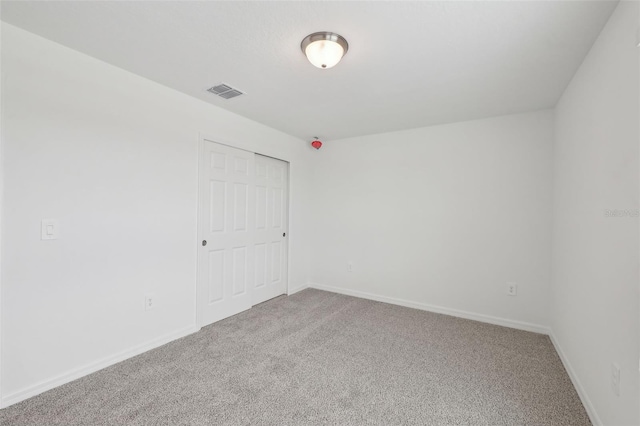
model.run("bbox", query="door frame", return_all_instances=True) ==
[195,135,291,327]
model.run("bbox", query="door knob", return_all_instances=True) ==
[202,240,207,246]
[283,233,286,237]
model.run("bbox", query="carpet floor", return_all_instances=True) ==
[0,289,590,425]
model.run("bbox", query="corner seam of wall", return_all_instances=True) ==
[549,330,603,426]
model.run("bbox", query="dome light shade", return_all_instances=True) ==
[301,32,348,69]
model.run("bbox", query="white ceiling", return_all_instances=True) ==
[1,1,618,141]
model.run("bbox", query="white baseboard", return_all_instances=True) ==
[548,331,602,426]
[287,282,309,296]
[308,283,550,335]
[1,324,200,409]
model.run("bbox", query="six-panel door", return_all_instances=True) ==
[197,141,255,327]
[253,154,289,305]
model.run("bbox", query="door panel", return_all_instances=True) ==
[256,185,267,230]
[198,141,254,327]
[255,243,267,288]
[253,155,288,305]
[207,250,225,304]
[209,181,225,232]
[233,183,248,230]
[271,241,282,282]
[232,247,247,296]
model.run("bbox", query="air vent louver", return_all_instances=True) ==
[218,89,243,99]
[207,83,244,100]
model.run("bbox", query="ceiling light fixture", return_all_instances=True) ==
[301,32,348,69]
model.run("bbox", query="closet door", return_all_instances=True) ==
[253,155,288,305]
[197,140,254,326]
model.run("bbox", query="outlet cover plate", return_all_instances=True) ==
[144,293,156,311]
[611,363,620,396]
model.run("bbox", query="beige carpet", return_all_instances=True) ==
[0,289,590,425]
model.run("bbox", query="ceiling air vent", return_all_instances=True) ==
[207,83,244,100]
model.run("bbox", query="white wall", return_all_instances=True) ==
[310,110,554,331]
[0,23,313,406]
[551,1,640,425]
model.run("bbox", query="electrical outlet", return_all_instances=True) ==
[611,363,620,396]
[347,261,353,272]
[506,282,517,296]
[144,293,155,311]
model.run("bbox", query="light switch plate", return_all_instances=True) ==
[41,219,59,240]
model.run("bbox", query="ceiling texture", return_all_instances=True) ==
[1,1,618,141]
